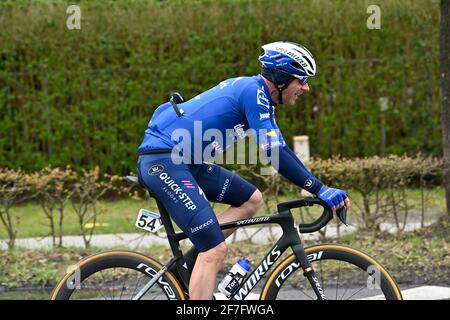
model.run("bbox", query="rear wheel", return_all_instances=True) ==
[51,250,186,300]
[261,244,402,300]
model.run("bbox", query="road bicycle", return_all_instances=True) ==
[51,176,403,300]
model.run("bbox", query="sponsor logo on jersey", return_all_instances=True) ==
[218,80,228,89]
[211,140,223,153]
[158,172,197,210]
[266,131,277,137]
[181,180,195,189]
[304,178,315,190]
[259,113,270,120]
[217,178,230,202]
[190,218,214,234]
[234,123,246,140]
[148,165,164,176]
[257,88,270,108]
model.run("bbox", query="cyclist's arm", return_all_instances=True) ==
[269,145,323,194]
[240,85,323,194]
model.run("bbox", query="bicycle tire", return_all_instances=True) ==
[260,244,402,300]
[51,250,186,300]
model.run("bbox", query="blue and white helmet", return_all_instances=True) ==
[259,41,316,84]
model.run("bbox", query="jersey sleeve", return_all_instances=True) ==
[239,83,323,194]
[239,84,286,152]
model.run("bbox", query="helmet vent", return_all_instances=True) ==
[302,55,313,69]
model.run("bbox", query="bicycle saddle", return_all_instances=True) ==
[126,176,143,188]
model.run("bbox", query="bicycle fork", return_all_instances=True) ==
[132,265,169,300]
[292,243,327,300]
[132,257,183,300]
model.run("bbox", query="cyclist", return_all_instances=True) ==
[137,41,350,300]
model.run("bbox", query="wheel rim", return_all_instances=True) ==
[67,266,171,300]
[273,258,390,300]
[262,245,402,300]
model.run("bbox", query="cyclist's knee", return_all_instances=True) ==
[200,242,228,264]
[246,189,264,214]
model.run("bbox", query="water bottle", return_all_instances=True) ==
[218,259,251,297]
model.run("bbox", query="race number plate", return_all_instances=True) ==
[135,209,163,233]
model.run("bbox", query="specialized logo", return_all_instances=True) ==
[312,275,326,299]
[236,216,270,226]
[148,165,164,176]
[257,88,270,108]
[260,142,270,150]
[190,218,214,234]
[274,46,309,69]
[234,246,282,300]
[304,178,314,190]
[259,113,270,120]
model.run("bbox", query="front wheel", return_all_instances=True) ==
[51,250,186,300]
[260,244,402,300]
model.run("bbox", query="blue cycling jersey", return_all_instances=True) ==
[138,74,323,195]
[137,75,286,159]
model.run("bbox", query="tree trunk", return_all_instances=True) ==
[441,0,450,215]
[58,206,64,247]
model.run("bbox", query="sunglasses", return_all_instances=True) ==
[296,76,309,85]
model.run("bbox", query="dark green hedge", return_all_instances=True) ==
[0,0,441,174]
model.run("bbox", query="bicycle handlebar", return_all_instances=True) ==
[277,197,347,233]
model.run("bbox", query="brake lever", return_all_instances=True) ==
[336,206,348,226]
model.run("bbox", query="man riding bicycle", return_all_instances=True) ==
[136,41,351,300]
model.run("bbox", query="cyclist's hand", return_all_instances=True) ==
[317,185,350,212]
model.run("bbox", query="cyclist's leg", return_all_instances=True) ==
[192,162,264,237]
[138,154,227,299]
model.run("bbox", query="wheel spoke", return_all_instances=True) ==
[319,260,324,292]
[273,249,399,300]
[118,268,129,300]
[344,285,367,300]
[99,270,111,299]
[335,261,341,300]
[111,268,116,300]
[131,274,144,298]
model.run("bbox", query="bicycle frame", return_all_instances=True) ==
[131,198,332,300]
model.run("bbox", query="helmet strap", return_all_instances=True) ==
[263,68,295,105]
[277,85,285,104]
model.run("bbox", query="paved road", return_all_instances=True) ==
[212,286,450,300]
[0,220,436,250]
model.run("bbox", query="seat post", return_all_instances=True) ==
[154,197,193,291]
[154,197,183,257]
